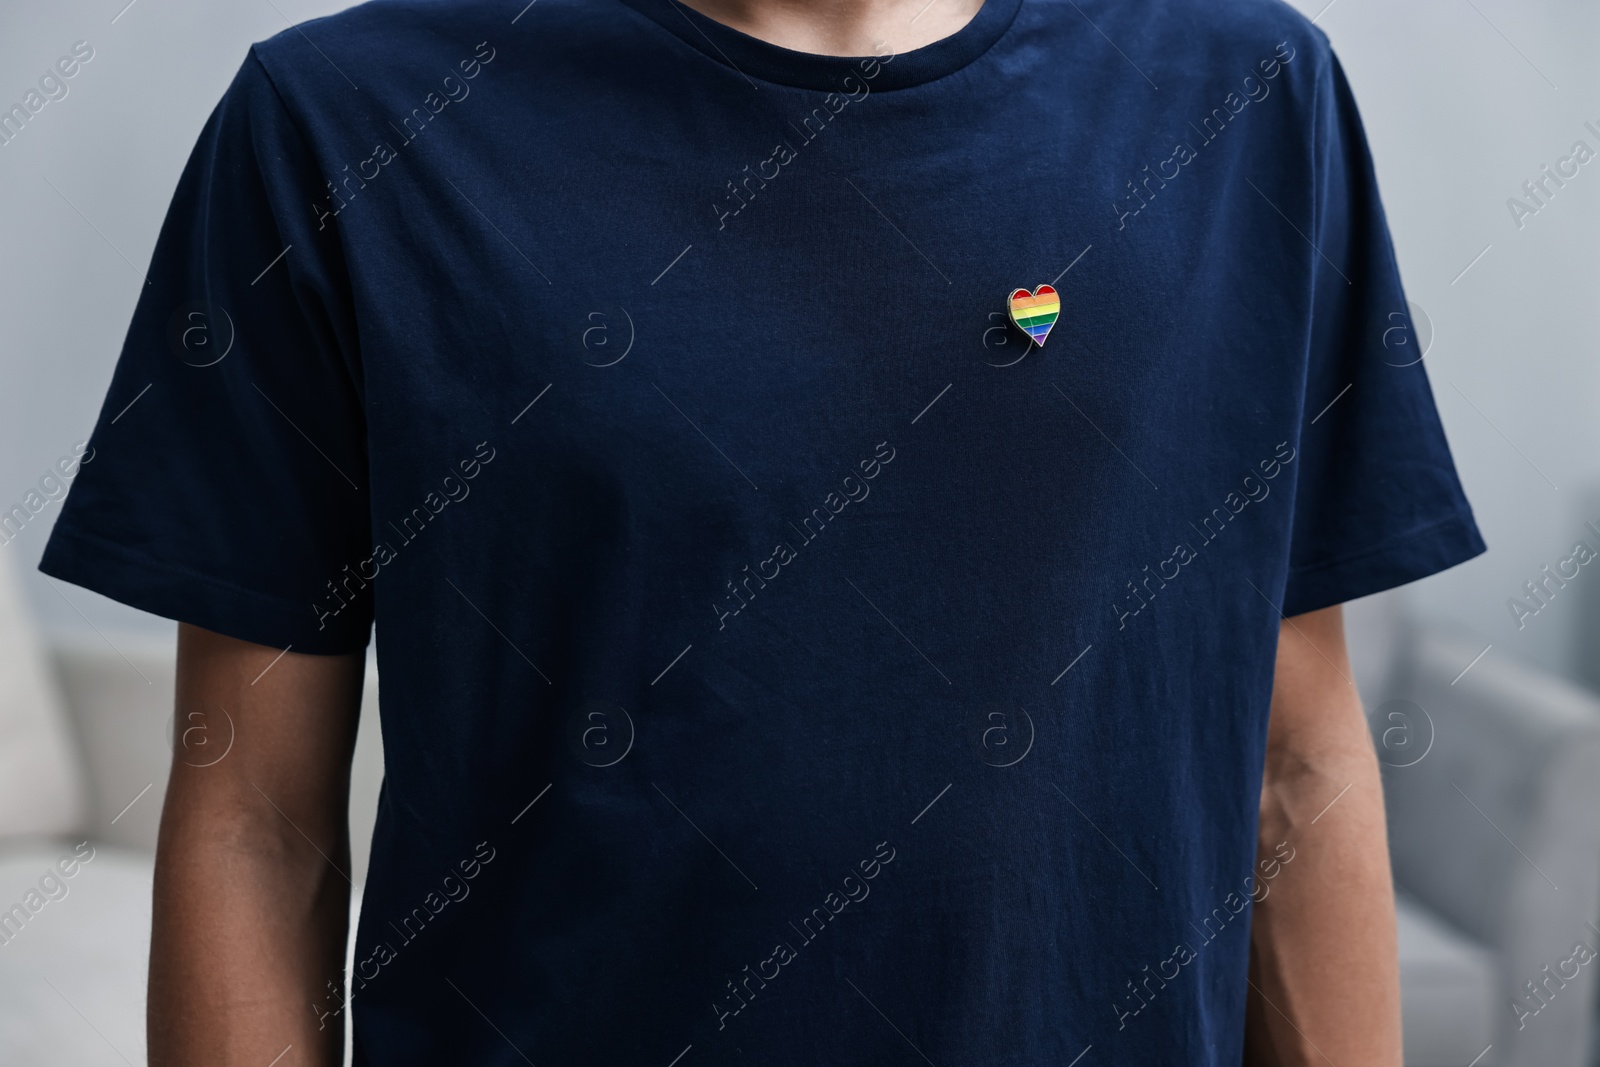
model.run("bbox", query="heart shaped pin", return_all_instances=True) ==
[1008,285,1060,347]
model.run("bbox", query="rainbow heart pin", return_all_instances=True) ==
[1007,285,1060,347]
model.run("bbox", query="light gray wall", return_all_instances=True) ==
[1281,0,1600,680]
[3,0,1598,685]
[0,0,352,643]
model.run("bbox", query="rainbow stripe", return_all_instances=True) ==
[1008,285,1060,346]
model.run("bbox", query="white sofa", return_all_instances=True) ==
[0,555,384,1066]
[3,554,1600,1065]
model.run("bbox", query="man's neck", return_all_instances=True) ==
[672,0,986,57]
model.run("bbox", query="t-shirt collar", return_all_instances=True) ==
[614,0,1024,91]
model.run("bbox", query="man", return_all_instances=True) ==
[41,0,1482,1063]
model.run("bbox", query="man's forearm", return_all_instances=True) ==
[149,625,364,1067]
[1245,611,1402,1066]
[148,798,350,1065]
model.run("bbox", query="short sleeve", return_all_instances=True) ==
[1279,49,1485,618]
[39,49,373,654]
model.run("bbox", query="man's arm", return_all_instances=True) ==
[148,622,365,1066]
[1244,604,1402,1066]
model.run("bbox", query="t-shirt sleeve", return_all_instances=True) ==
[39,48,373,654]
[1279,48,1485,618]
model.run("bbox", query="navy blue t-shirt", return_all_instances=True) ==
[42,0,1484,1062]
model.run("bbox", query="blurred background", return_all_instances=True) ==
[1,0,1598,1064]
